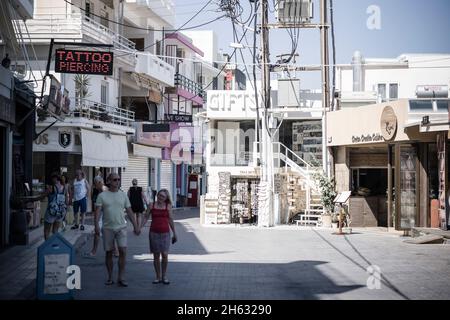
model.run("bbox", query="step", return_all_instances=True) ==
[306,209,323,213]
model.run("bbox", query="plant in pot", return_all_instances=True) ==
[313,170,337,228]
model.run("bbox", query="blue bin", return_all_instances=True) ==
[36,233,75,300]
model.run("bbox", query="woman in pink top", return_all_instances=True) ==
[141,189,177,285]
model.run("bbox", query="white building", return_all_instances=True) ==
[0,0,178,211]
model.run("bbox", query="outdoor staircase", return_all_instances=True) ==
[272,143,324,227]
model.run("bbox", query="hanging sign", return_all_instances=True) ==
[165,114,193,123]
[55,49,114,75]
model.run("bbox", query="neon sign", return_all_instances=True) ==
[55,49,113,75]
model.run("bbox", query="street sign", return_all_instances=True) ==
[165,114,193,123]
[55,49,114,75]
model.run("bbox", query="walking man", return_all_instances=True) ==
[94,173,140,287]
[72,169,90,231]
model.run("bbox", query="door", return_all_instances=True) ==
[187,174,198,207]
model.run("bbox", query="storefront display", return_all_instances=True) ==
[399,145,418,229]
[231,178,259,224]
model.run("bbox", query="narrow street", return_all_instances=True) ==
[74,208,450,300]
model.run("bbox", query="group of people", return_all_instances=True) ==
[43,170,177,287]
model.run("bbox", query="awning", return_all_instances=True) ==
[132,143,162,159]
[81,129,128,167]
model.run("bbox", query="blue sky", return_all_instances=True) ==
[174,0,450,87]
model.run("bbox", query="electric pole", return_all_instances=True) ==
[320,0,330,176]
[258,0,274,227]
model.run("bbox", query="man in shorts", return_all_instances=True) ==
[94,173,140,287]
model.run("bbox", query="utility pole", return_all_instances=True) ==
[320,0,330,176]
[258,0,274,227]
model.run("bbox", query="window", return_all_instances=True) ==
[377,84,386,102]
[101,81,109,105]
[130,38,145,51]
[389,83,398,100]
[409,100,433,111]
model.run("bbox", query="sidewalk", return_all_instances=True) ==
[0,225,92,300]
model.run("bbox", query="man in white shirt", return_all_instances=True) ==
[72,169,90,231]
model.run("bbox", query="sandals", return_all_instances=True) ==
[105,279,114,285]
[162,278,170,285]
[152,279,162,284]
[118,280,128,287]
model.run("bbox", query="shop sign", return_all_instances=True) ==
[34,128,81,153]
[207,91,261,119]
[351,133,384,144]
[55,49,113,76]
[380,106,397,141]
[165,114,193,123]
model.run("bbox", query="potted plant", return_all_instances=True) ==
[74,74,91,110]
[313,170,337,228]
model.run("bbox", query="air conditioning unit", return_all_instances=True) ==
[276,0,313,24]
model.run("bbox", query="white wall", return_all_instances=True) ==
[338,54,450,99]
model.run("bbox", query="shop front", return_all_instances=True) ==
[328,99,450,231]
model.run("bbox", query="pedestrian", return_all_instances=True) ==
[60,174,72,231]
[141,189,177,285]
[43,172,69,240]
[127,179,147,229]
[71,169,90,231]
[94,173,140,287]
[87,176,119,257]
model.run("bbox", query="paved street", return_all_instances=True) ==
[74,208,450,300]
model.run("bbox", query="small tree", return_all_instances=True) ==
[74,74,91,103]
[313,170,337,214]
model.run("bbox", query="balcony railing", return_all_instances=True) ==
[174,73,205,100]
[70,97,135,127]
[16,13,136,65]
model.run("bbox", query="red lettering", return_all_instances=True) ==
[76,62,84,72]
[66,51,74,62]
[84,63,90,72]
[58,61,66,70]
[69,62,77,72]
[57,50,66,61]
[92,53,101,63]
[102,65,109,74]
[75,51,82,61]
[102,53,112,63]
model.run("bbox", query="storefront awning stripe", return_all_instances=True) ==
[132,143,162,159]
[81,129,128,168]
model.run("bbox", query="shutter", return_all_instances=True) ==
[121,155,149,194]
[160,160,173,195]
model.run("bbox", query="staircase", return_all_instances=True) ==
[272,143,324,227]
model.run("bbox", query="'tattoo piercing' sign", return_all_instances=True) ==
[55,49,114,76]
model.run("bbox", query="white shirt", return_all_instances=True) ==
[73,178,88,201]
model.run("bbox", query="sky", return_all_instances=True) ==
[173,0,450,88]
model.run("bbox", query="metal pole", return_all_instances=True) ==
[320,0,330,176]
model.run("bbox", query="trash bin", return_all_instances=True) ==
[36,233,75,300]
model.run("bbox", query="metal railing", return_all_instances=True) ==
[17,13,136,64]
[70,97,135,126]
[174,73,205,99]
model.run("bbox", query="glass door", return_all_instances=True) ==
[396,145,419,230]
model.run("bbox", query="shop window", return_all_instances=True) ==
[351,168,387,196]
[377,84,386,102]
[436,100,449,111]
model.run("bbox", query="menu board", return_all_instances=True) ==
[44,254,70,294]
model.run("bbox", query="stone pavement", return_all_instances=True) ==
[74,208,450,300]
[0,225,92,300]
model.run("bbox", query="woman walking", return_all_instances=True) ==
[127,179,147,228]
[141,189,177,285]
[43,173,69,240]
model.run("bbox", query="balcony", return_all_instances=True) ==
[170,73,205,106]
[70,97,135,127]
[16,13,137,66]
[135,52,175,87]
[124,0,175,27]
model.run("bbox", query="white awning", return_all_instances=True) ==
[81,129,128,167]
[132,143,162,159]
